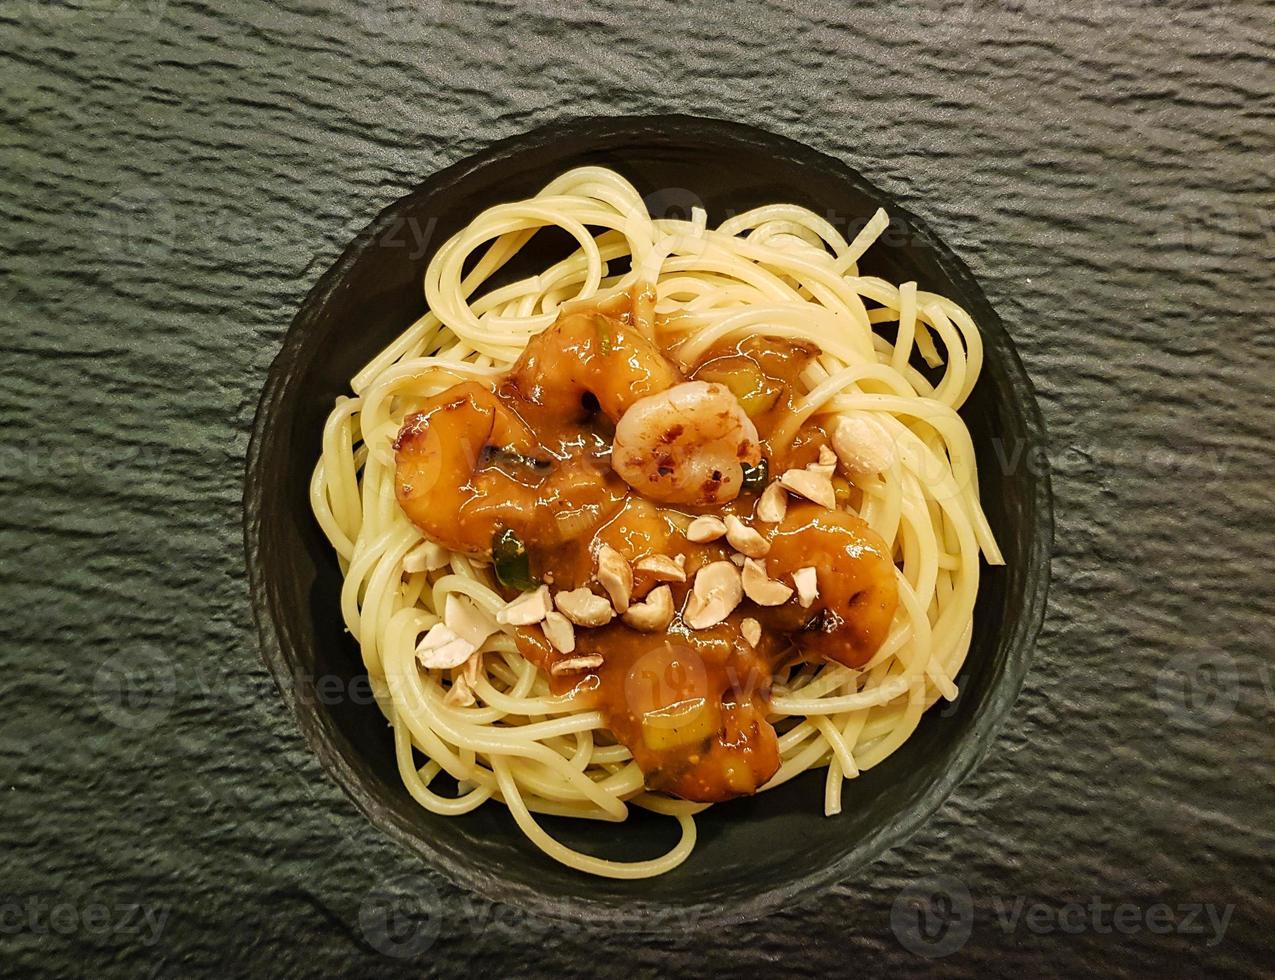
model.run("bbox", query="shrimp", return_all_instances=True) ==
[611,381,763,506]
[759,503,899,668]
[505,307,681,426]
[394,381,626,556]
[516,310,764,506]
[394,295,682,559]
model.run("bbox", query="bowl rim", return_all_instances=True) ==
[243,112,1054,927]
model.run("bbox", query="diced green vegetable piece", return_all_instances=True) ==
[593,315,613,355]
[492,528,536,591]
[695,360,780,418]
[741,458,768,492]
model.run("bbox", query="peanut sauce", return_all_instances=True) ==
[394,292,898,802]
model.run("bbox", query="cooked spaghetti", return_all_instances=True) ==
[311,167,1002,878]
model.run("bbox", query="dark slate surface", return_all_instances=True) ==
[2,0,1272,975]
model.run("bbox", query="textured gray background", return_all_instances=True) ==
[2,0,1273,975]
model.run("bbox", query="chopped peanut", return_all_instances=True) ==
[551,654,604,676]
[830,413,897,476]
[622,585,675,632]
[724,515,770,558]
[443,594,498,649]
[554,588,615,627]
[496,585,551,626]
[403,539,449,574]
[684,561,743,629]
[792,567,819,607]
[741,558,793,606]
[443,674,475,707]
[635,554,688,582]
[780,468,836,509]
[756,482,788,523]
[415,623,476,669]
[686,515,727,542]
[597,544,633,612]
[542,611,576,653]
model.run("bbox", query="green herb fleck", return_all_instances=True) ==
[492,528,536,592]
[593,315,613,355]
[741,458,769,493]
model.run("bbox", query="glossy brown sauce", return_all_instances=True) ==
[395,291,899,802]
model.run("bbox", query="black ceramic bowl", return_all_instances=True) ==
[244,115,1052,926]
